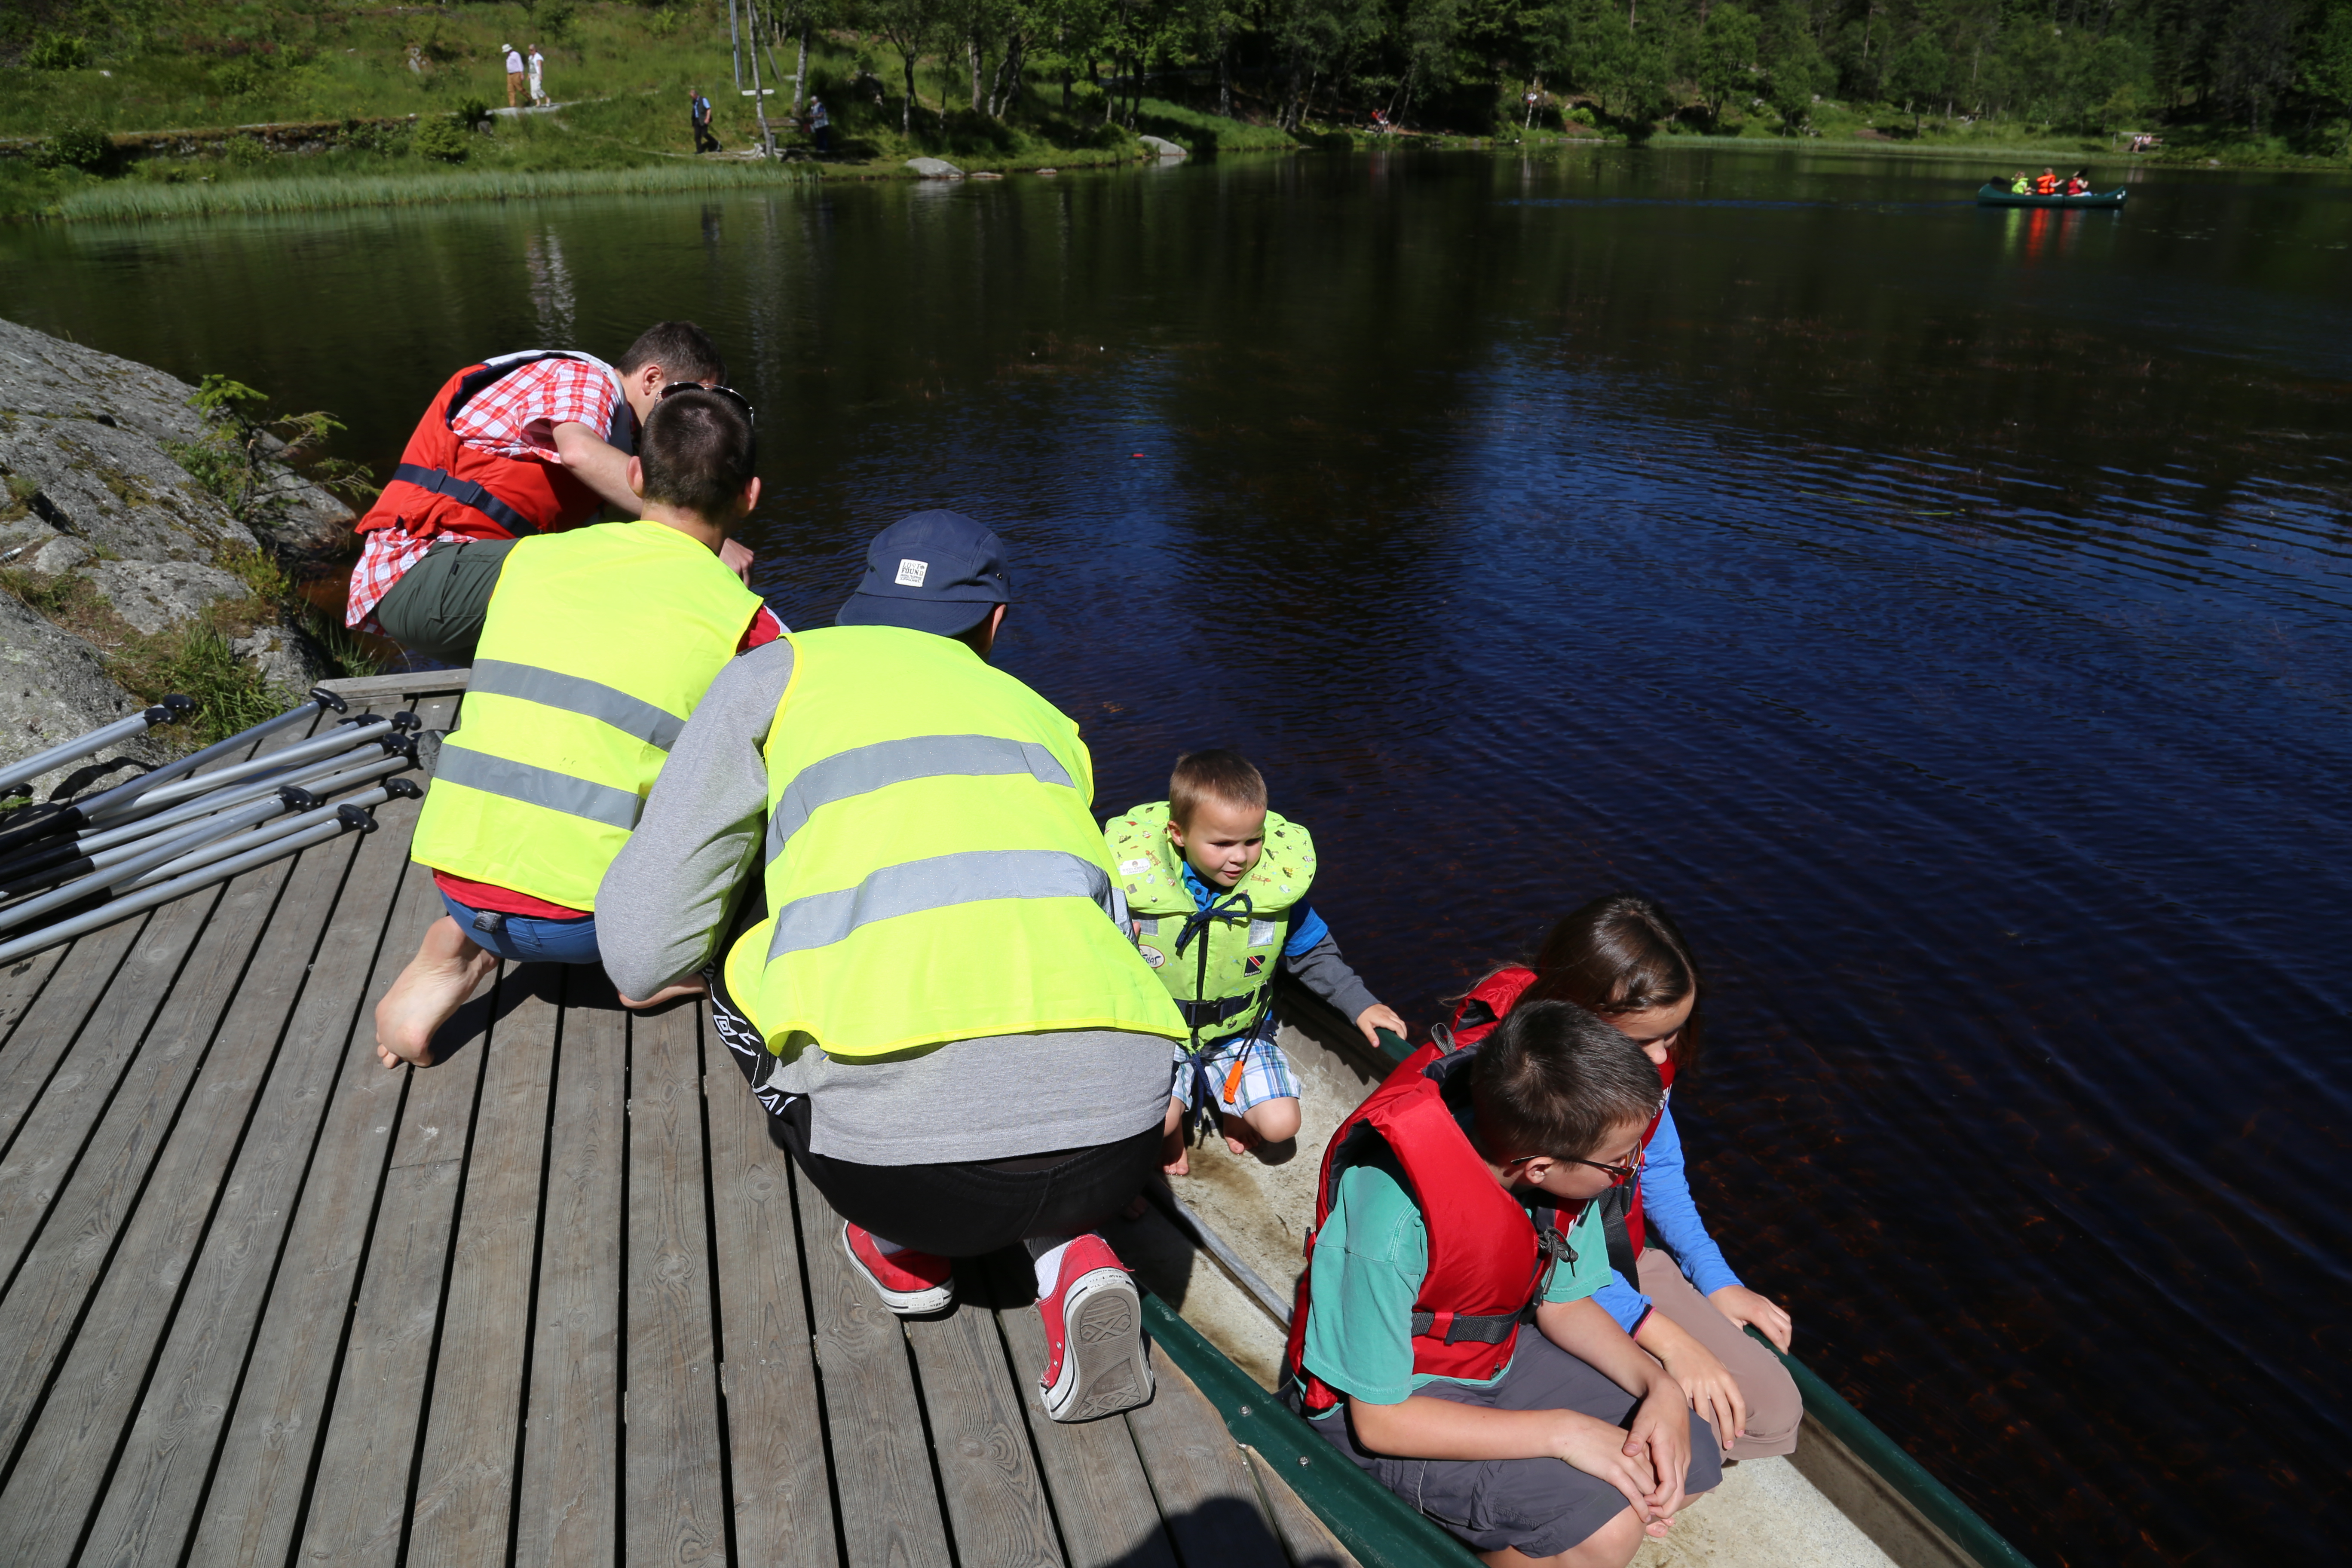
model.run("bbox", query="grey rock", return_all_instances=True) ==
[905,156,965,179]
[0,315,214,445]
[232,621,334,694]
[25,535,91,576]
[89,559,252,637]
[1137,134,1188,156]
[0,590,164,802]
[0,415,256,564]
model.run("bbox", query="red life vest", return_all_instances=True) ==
[355,352,622,545]
[2035,173,2058,195]
[1449,966,1673,1254]
[1280,1040,1571,1414]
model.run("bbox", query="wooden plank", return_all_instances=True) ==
[1122,1353,1286,1568]
[0,884,225,1291]
[1240,1447,1359,1568]
[180,702,463,1568]
[319,668,472,703]
[906,1292,1065,1568]
[78,770,424,1568]
[795,1179,954,1568]
[704,1026,834,1568]
[0,830,356,1562]
[404,963,564,1568]
[290,950,495,1568]
[513,971,625,1568]
[0,945,67,1058]
[994,1265,1178,1568]
[622,1001,727,1566]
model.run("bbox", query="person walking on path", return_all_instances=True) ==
[527,44,547,108]
[690,88,719,153]
[376,386,784,1069]
[807,95,830,154]
[502,42,526,107]
[598,511,1188,1422]
[345,322,755,661]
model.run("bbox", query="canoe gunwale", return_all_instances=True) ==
[1973,182,2128,208]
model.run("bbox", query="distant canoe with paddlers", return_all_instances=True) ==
[1977,182,2129,208]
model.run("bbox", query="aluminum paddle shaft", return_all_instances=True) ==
[0,805,383,968]
[0,696,194,797]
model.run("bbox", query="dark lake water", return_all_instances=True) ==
[3,145,2347,1567]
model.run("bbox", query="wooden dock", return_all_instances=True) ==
[0,674,1352,1568]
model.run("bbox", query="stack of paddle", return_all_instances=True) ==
[0,687,425,964]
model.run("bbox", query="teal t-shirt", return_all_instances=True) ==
[1300,1148,1612,1409]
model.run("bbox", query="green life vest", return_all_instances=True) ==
[722,625,1185,1060]
[1103,800,1317,1053]
[411,520,761,909]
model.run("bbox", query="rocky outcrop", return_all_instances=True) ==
[1137,135,1188,156]
[0,315,355,799]
[905,157,965,179]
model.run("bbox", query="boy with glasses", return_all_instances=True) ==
[1281,1000,1720,1568]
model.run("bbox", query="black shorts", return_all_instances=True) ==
[708,968,1160,1257]
[1312,1332,1724,1557]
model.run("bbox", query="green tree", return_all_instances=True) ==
[1884,31,1948,131]
[2304,0,2352,125]
[1692,3,1762,123]
[1758,1,1828,131]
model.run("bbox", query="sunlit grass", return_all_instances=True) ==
[56,158,810,220]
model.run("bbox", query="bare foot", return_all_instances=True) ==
[1160,1123,1189,1177]
[375,916,497,1069]
[619,974,709,1010]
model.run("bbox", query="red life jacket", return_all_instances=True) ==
[1280,1040,1571,1414]
[1449,966,1673,1254]
[2035,173,2058,195]
[354,352,622,545]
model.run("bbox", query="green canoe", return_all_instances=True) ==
[1977,181,2128,208]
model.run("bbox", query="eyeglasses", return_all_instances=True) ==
[1570,1147,1646,1186]
[657,380,756,422]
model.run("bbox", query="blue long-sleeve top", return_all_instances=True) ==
[1173,862,1378,1020]
[1592,1096,1745,1334]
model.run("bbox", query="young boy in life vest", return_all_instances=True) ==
[374,386,783,1069]
[1283,1000,1721,1568]
[1106,750,1406,1173]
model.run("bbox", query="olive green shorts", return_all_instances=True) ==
[372,536,518,664]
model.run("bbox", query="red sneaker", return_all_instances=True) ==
[840,1222,954,1315]
[1036,1234,1151,1422]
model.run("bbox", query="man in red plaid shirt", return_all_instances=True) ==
[349,321,755,659]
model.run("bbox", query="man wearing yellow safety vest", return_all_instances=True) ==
[375,386,783,1069]
[598,512,1188,1423]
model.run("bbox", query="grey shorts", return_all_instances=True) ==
[372,536,517,662]
[1311,1331,1723,1557]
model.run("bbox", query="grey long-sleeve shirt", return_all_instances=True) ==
[597,639,1170,1164]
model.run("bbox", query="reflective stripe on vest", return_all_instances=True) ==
[723,625,1185,1060]
[764,733,1075,864]
[410,521,762,909]
[1106,800,1316,1050]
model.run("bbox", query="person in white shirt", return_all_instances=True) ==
[527,45,547,107]
[502,43,525,107]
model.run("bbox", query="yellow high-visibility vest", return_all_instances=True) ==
[723,624,1185,1059]
[412,520,763,909]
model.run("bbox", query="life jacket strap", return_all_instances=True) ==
[1175,990,1262,1030]
[392,463,534,537]
[1409,1308,1522,1345]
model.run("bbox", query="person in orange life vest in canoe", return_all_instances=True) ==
[2034,168,2059,196]
[1449,894,1800,1462]
[346,321,754,662]
[373,386,784,1070]
[1284,1000,1720,1567]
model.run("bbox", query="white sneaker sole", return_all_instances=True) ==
[839,1225,954,1316]
[1040,1268,1152,1422]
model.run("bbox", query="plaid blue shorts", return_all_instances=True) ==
[1169,1014,1301,1116]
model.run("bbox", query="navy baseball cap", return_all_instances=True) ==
[836,511,1012,637]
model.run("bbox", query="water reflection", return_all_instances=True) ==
[2,147,2347,1567]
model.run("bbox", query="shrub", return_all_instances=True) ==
[452,97,493,131]
[32,121,113,173]
[223,134,271,166]
[413,116,472,162]
[24,33,92,71]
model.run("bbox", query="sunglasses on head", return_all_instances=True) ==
[657,380,756,422]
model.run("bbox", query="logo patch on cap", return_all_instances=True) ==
[894,558,929,587]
